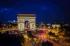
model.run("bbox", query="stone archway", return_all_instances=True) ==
[17,14,36,31]
[24,20,30,29]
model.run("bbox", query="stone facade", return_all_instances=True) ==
[17,14,36,31]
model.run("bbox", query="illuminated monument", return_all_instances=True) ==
[17,14,36,31]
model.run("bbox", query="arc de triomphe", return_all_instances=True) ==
[17,14,36,31]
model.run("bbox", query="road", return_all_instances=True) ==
[21,34,62,46]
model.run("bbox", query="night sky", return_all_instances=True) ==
[0,0,69,24]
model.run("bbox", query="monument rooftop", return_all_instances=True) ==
[17,14,36,17]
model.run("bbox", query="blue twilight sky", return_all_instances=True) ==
[0,0,69,24]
